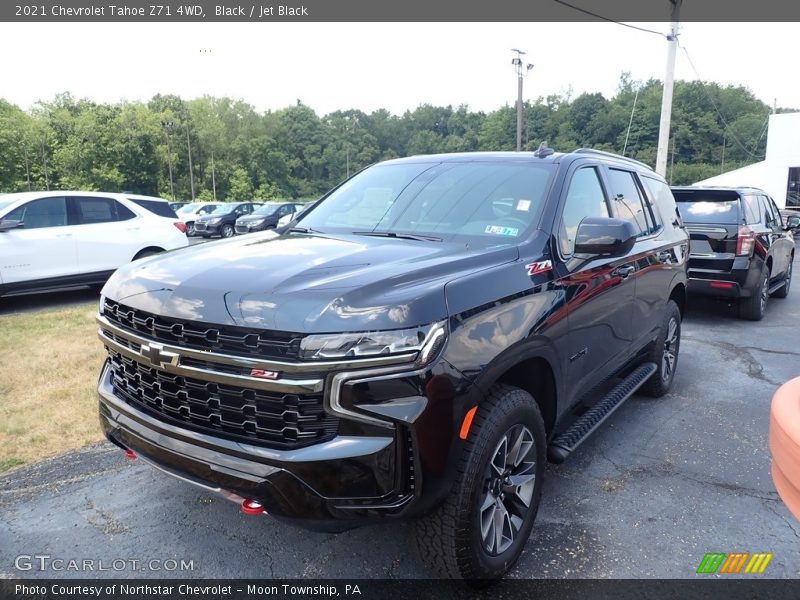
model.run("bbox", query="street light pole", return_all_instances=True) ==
[186,120,195,201]
[161,120,175,200]
[511,49,534,152]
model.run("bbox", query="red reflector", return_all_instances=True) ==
[124,449,137,461]
[174,221,187,234]
[710,281,734,289]
[241,498,265,515]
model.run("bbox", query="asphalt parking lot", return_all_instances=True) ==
[1,257,799,579]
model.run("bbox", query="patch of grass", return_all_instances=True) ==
[0,303,106,471]
[0,457,25,472]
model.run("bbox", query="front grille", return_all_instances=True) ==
[194,222,207,231]
[102,299,302,360]
[108,351,337,449]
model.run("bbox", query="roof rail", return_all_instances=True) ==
[573,148,653,172]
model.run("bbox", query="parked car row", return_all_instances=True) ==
[174,201,307,238]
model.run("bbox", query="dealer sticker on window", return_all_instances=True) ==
[485,225,519,236]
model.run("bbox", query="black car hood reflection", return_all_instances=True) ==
[103,232,519,333]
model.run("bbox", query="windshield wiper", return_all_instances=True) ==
[288,226,324,234]
[353,231,442,242]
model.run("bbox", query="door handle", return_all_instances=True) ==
[657,251,672,262]
[613,265,635,279]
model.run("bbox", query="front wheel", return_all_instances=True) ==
[220,224,235,238]
[186,222,196,236]
[414,384,546,580]
[640,299,681,397]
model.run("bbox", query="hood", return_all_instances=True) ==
[102,232,518,333]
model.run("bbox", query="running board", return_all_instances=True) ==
[547,362,657,464]
[768,280,787,294]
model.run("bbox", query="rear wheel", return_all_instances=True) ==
[640,299,681,397]
[772,259,792,299]
[740,267,770,321]
[414,384,546,580]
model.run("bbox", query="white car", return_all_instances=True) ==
[0,191,188,297]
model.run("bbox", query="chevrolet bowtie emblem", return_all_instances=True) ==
[140,342,180,368]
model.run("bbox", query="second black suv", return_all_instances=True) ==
[96,149,687,579]
[234,202,302,234]
[194,202,261,238]
[673,186,794,320]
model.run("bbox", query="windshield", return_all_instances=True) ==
[209,203,239,215]
[297,161,554,243]
[176,203,201,214]
[0,199,18,214]
[252,202,281,215]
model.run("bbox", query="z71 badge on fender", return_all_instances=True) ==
[526,260,552,276]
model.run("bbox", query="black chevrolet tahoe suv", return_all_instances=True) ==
[96,148,688,579]
[672,186,794,321]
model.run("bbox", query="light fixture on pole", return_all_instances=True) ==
[511,49,534,152]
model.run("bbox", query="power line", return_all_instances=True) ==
[551,0,666,37]
[680,44,767,161]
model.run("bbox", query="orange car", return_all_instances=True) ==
[770,378,800,520]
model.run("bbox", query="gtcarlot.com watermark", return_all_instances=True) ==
[14,554,195,572]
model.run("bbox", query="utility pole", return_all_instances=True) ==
[161,120,175,200]
[211,150,217,201]
[511,49,534,152]
[186,120,195,201]
[655,1,682,177]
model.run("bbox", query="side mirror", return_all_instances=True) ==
[574,217,638,258]
[0,219,23,232]
[786,215,800,229]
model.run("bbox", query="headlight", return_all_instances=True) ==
[299,320,447,364]
[250,219,265,226]
[207,218,221,224]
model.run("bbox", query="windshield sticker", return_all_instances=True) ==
[485,225,519,236]
[516,199,532,212]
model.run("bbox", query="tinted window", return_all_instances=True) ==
[210,204,237,215]
[128,198,178,218]
[253,202,281,215]
[763,195,781,226]
[673,190,742,224]
[300,161,555,244]
[73,196,135,224]
[742,195,761,225]
[5,197,67,229]
[559,167,609,255]
[640,176,672,227]
[607,168,652,235]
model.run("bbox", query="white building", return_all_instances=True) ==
[694,111,800,208]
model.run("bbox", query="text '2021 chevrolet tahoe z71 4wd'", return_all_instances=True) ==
[96,148,688,580]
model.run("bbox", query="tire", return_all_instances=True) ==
[740,267,770,321]
[640,299,681,398]
[414,384,546,580]
[771,259,792,299]
[220,224,235,238]
[186,222,196,237]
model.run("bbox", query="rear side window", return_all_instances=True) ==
[607,168,656,235]
[640,176,674,227]
[5,197,67,229]
[128,198,178,218]
[72,196,136,224]
[673,190,742,224]
[741,195,761,225]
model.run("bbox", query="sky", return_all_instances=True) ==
[0,22,797,115]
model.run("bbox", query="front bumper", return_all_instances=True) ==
[195,222,222,236]
[96,323,476,525]
[235,222,267,234]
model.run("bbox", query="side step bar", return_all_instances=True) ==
[548,362,657,464]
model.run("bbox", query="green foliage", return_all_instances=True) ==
[0,75,790,197]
